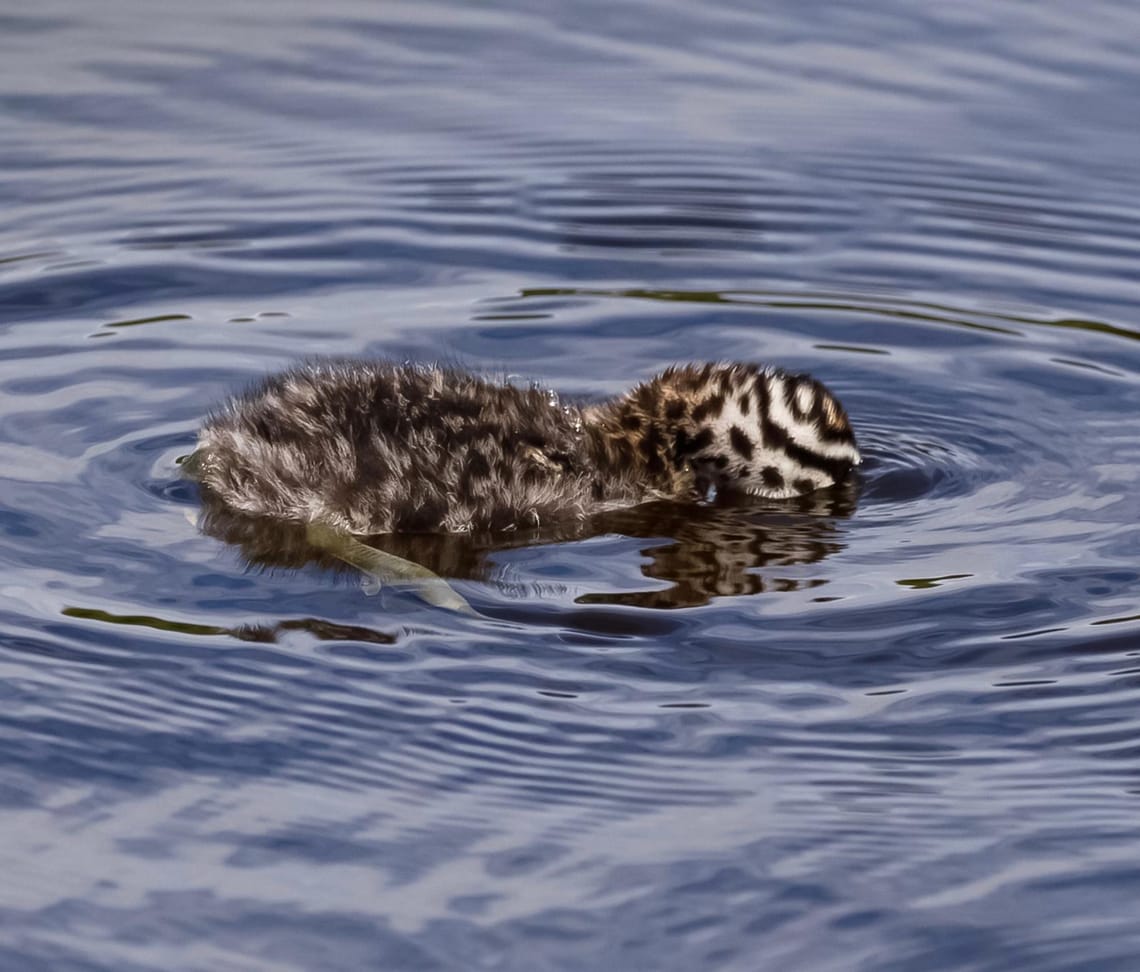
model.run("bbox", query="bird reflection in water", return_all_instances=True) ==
[195,479,857,611]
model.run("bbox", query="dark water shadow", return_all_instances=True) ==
[517,285,1140,343]
[60,605,397,646]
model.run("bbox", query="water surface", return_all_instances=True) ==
[3,1,1140,969]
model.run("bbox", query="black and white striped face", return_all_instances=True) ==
[679,365,861,499]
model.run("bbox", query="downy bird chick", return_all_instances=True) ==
[190,360,860,536]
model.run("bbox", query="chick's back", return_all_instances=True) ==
[193,361,593,534]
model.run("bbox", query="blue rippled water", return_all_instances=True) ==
[3,1,1140,969]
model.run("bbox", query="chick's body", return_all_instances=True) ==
[196,362,626,534]
[192,360,859,535]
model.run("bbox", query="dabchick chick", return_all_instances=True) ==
[190,360,861,536]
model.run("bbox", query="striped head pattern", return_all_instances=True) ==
[653,362,861,500]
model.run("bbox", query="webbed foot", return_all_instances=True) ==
[305,522,477,615]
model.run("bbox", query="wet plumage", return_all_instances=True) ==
[190,360,860,535]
